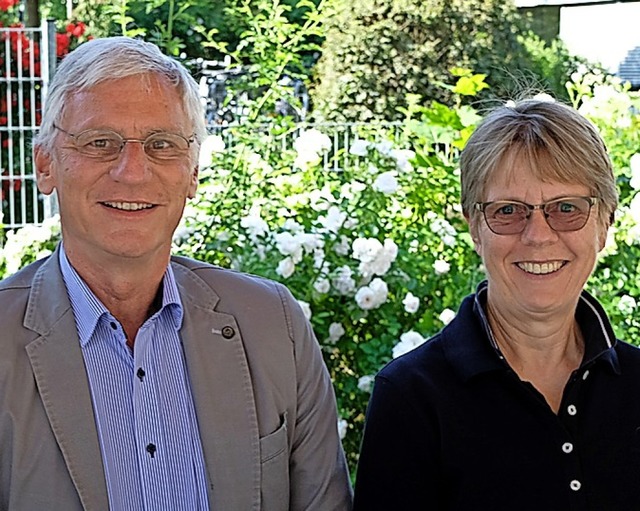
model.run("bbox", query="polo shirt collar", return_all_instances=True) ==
[442,280,620,382]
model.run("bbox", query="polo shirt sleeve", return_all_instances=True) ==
[354,373,445,510]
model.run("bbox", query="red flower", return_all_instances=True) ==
[0,0,19,12]
[66,21,86,38]
[56,33,70,57]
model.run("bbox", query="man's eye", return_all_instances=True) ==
[147,138,177,151]
[86,138,118,149]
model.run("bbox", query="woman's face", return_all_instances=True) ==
[467,160,609,320]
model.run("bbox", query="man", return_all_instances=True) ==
[0,36,352,510]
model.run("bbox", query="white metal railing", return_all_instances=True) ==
[0,20,56,231]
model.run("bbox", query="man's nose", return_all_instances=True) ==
[108,141,151,183]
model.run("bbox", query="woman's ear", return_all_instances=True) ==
[597,215,611,253]
[465,212,482,255]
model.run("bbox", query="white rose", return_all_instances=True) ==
[332,266,356,295]
[198,134,225,168]
[357,375,375,393]
[297,300,312,320]
[402,292,420,313]
[439,308,456,325]
[318,205,347,233]
[276,257,296,279]
[240,213,269,238]
[349,139,370,156]
[630,153,640,190]
[274,232,303,262]
[375,140,393,155]
[355,286,377,310]
[355,278,388,310]
[327,322,346,344]
[392,331,427,359]
[337,418,348,439]
[434,259,451,275]
[372,171,399,195]
[618,295,637,314]
[314,278,331,294]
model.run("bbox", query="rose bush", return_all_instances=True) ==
[2,72,640,474]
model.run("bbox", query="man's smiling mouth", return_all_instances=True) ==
[102,201,154,211]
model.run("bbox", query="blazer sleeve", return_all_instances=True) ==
[276,283,353,511]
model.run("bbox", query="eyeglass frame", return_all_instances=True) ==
[52,123,197,161]
[474,196,599,235]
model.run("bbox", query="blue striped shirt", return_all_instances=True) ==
[59,247,210,511]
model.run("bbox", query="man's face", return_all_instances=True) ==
[35,74,199,267]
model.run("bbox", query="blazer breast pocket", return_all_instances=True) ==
[260,412,290,511]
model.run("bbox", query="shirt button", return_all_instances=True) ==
[146,443,157,458]
[567,404,577,416]
[582,370,590,380]
[570,480,581,491]
[562,442,573,453]
[110,322,117,330]
[221,326,235,339]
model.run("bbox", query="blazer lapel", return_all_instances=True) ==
[24,250,109,510]
[173,262,261,511]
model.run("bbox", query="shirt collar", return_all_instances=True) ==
[59,244,184,347]
[442,280,620,382]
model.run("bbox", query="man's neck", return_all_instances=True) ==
[64,245,170,343]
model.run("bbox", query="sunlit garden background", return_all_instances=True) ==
[1,0,640,475]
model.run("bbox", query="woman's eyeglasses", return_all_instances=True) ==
[474,196,598,235]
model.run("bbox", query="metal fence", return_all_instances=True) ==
[0,23,406,233]
[0,21,56,231]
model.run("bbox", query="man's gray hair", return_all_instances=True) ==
[34,36,206,149]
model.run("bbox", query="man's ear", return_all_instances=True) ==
[34,145,56,196]
[187,165,199,199]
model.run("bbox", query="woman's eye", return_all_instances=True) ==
[559,202,576,213]
[497,204,516,215]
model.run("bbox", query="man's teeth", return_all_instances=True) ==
[517,261,563,275]
[104,202,153,211]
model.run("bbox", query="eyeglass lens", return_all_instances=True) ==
[482,197,593,235]
[72,130,191,161]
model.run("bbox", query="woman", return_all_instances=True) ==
[353,99,640,510]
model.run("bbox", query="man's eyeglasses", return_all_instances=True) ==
[474,196,598,235]
[53,124,196,162]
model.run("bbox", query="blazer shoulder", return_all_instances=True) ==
[0,257,48,292]
[170,255,289,300]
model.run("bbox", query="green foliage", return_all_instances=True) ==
[69,0,322,63]
[177,101,482,471]
[310,0,586,122]
[3,72,640,476]
[196,0,324,122]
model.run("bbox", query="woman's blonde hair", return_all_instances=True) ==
[460,99,618,226]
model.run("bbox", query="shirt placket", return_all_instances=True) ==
[133,319,172,510]
[558,368,590,511]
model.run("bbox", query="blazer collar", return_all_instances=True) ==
[170,260,261,510]
[24,245,110,510]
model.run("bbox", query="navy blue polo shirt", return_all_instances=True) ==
[354,282,640,511]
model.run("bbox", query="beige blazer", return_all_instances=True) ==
[0,247,352,510]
